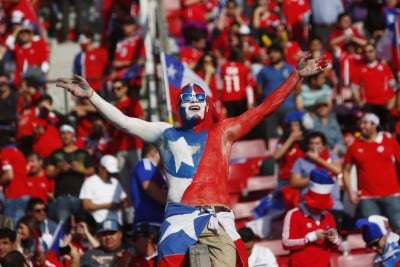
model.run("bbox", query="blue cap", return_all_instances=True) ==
[356,218,384,244]
[283,110,305,124]
[98,218,121,233]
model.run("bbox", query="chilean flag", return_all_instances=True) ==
[377,7,400,72]
[162,54,212,120]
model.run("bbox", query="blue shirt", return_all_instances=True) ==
[291,152,344,211]
[312,115,346,155]
[257,63,295,110]
[310,0,344,25]
[374,237,400,267]
[130,159,167,225]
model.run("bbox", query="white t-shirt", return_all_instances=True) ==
[79,174,127,223]
[248,244,278,267]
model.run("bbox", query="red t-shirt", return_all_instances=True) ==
[12,36,49,85]
[180,46,203,68]
[26,172,50,202]
[181,0,208,22]
[258,12,281,34]
[277,142,305,180]
[113,35,146,77]
[81,47,108,91]
[109,98,144,152]
[284,41,302,67]
[220,61,250,102]
[352,61,396,105]
[1,146,29,199]
[328,26,366,51]
[32,124,63,158]
[337,50,363,87]
[344,132,400,197]
[282,0,310,31]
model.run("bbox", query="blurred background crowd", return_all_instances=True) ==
[1,0,400,266]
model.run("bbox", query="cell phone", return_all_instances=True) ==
[59,245,71,256]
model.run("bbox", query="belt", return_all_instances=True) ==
[194,205,231,213]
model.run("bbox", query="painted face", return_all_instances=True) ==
[178,83,208,126]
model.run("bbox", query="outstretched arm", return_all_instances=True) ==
[224,56,329,141]
[56,75,170,143]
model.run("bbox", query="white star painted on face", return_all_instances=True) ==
[168,137,200,172]
[167,64,177,79]
[159,211,208,243]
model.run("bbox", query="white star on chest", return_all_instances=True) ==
[159,211,207,243]
[168,137,200,172]
[167,64,177,79]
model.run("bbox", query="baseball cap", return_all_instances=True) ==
[100,155,119,174]
[98,218,121,233]
[238,24,251,35]
[59,124,76,134]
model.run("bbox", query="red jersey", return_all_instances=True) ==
[109,98,144,152]
[282,206,337,267]
[284,41,302,67]
[79,47,108,91]
[220,61,250,102]
[113,35,146,77]
[352,61,396,105]
[180,46,203,68]
[1,145,29,199]
[9,36,50,85]
[32,124,63,158]
[344,132,400,197]
[277,142,305,180]
[26,172,50,202]
[17,107,38,141]
[258,12,281,34]
[336,49,363,87]
[181,0,208,22]
[328,26,366,51]
[282,0,310,32]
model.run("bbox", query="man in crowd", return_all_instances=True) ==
[343,113,400,231]
[0,228,16,264]
[79,154,128,224]
[282,169,339,266]
[56,55,328,266]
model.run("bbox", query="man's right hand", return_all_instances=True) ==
[56,75,93,98]
[349,191,360,205]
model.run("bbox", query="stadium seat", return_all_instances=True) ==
[232,200,258,220]
[346,233,367,253]
[335,253,375,267]
[230,139,270,162]
[245,175,276,194]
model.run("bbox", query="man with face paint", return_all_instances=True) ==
[56,55,328,267]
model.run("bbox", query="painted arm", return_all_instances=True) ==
[224,56,329,141]
[56,75,170,143]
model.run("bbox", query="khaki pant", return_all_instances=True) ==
[198,223,237,267]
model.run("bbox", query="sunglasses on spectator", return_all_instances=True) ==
[34,208,46,213]
[316,102,329,107]
[112,86,124,91]
[180,93,206,103]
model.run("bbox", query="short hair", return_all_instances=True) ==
[112,78,128,87]
[130,224,159,244]
[337,12,351,22]
[237,227,256,242]
[306,131,328,146]
[0,228,16,242]
[141,143,158,159]
[2,250,28,267]
[26,198,46,213]
[268,43,284,55]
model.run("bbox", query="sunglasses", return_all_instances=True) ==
[180,93,206,103]
[34,208,46,213]
[112,86,123,91]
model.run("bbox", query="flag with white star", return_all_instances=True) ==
[163,54,212,114]
[157,202,214,266]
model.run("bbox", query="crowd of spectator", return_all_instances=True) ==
[0,0,400,266]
